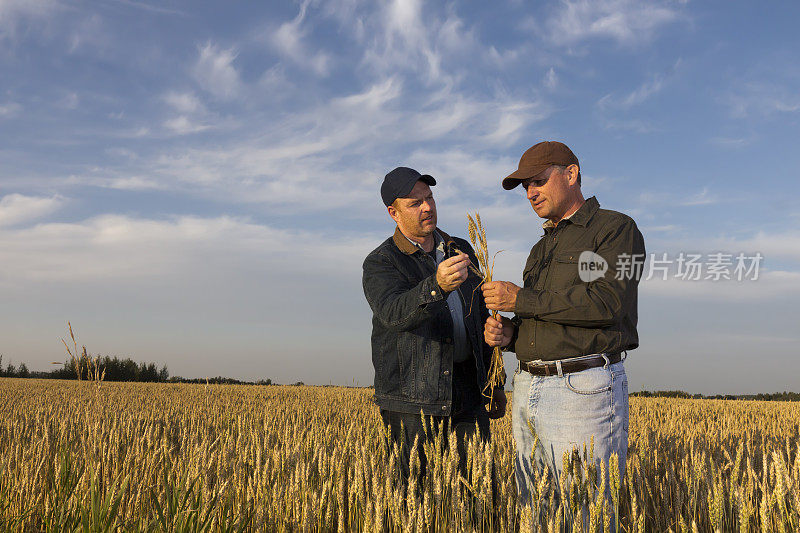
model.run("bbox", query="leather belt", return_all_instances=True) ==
[520,352,622,376]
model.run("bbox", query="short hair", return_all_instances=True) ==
[553,165,581,186]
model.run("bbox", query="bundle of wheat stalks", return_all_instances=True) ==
[466,212,505,409]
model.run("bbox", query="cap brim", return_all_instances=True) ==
[419,174,436,186]
[501,164,549,190]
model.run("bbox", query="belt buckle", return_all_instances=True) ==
[527,359,546,376]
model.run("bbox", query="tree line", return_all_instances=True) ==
[0,354,272,385]
[631,389,800,402]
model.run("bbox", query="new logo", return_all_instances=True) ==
[578,251,608,282]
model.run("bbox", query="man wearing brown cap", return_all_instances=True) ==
[481,142,645,513]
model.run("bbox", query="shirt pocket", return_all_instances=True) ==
[547,249,582,290]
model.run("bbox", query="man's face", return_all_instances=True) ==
[521,165,573,221]
[388,181,437,238]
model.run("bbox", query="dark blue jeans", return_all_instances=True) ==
[380,358,490,481]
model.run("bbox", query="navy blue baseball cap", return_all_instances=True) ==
[380,167,436,206]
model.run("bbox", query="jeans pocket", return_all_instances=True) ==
[565,366,612,395]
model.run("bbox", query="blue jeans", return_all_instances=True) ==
[381,358,489,482]
[512,359,629,511]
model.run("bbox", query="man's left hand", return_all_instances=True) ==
[487,388,507,419]
[482,280,521,312]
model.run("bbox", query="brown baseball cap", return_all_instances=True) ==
[502,141,579,190]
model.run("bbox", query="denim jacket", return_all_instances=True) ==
[362,227,496,416]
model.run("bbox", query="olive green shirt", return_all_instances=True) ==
[510,196,646,362]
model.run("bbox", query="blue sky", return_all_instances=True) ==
[1,0,799,393]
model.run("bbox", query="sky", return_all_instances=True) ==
[1,0,799,394]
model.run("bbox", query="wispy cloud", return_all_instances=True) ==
[598,74,664,110]
[193,42,241,100]
[333,77,402,108]
[640,270,800,302]
[161,91,213,135]
[640,224,681,233]
[724,81,800,118]
[543,67,558,90]
[106,0,187,16]
[163,116,211,135]
[0,213,375,283]
[0,193,63,227]
[163,91,203,114]
[0,101,21,117]
[708,136,752,148]
[595,61,681,133]
[105,176,164,191]
[270,0,331,76]
[644,228,800,265]
[545,0,681,47]
[358,0,482,86]
[681,186,718,207]
[634,187,723,210]
[132,78,546,211]
[0,0,58,42]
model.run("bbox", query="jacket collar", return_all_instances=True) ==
[392,227,453,255]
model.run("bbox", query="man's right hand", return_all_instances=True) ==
[436,253,470,292]
[484,315,514,348]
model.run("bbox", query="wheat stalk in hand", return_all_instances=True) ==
[466,212,505,409]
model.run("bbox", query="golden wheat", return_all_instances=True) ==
[466,211,506,409]
[0,380,799,531]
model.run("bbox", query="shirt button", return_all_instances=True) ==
[441,405,447,410]
[431,290,437,296]
[443,370,450,375]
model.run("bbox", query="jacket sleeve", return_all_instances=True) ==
[362,250,448,332]
[513,217,645,327]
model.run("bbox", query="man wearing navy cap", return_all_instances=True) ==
[362,166,506,481]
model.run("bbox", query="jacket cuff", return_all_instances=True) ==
[514,287,540,318]
[419,274,447,304]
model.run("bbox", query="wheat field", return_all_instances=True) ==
[1,379,798,532]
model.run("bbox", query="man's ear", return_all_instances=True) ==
[565,164,580,186]
[387,203,400,224]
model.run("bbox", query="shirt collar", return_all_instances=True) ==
[392,227,450,255]
[542,196,600,229]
